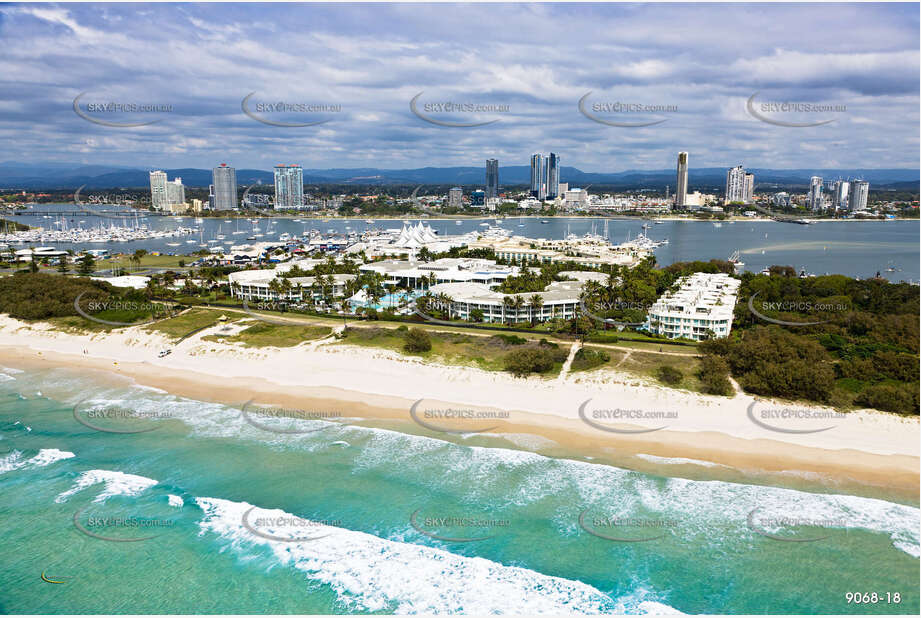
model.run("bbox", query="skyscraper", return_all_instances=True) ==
[850,180,869,212]
[834,180,849,212]
[485,159,499,198]
[808,176,824,211]
[212,164,238,211]
[273,165,304,209]
[448,187,463,208]
[166,177,185,208]
[675,152,688,209]
[744,173,755,203]
[149,171,168,211]
[725,166,744,204]
[530,154,543,198]
[546,153,560,199]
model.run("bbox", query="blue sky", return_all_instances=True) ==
[0,2,918,171]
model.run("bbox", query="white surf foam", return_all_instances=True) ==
[635,453,729,469]
[0,448,75,474]
[55,469,158,504]
[196,497,622,614]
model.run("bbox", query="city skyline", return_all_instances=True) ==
[1,3,917,171]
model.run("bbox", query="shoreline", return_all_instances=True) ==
[5,205,916,223]
[0,315,917,502]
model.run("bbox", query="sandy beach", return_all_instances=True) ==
[1,314,917,499]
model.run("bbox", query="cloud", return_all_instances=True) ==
[0,2,916,172]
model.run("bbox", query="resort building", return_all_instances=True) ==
[228,268,356,303]
[644,273,741,341]
[425,271,604,324]
[468,235,650,268]
[359,257,520,291]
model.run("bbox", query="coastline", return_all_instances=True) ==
[0,314,917,502]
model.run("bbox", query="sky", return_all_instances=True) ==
[0,2,918,172]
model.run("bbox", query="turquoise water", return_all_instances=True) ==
[1,364,918,614]
[352,291,422,311]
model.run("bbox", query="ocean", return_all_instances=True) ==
[7,206,920,283]
[0,364,918,614]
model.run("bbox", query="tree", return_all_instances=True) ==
[528,294,544,326]
[77,254,95,276]
[502,296,515,325]
[57,254,68,274]
[511,296,525,325]
[131,249,147,272]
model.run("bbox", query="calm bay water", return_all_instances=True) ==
[8,205,920,283]
[1,364,918,614]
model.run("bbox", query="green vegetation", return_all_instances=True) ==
[699,272,920,414]
[144,309,227,340]
[503,346,568,377]
[656,365,683,386]
[695,354,734,396]
[570,347,611,372]
[403,328,432,353]
[202,322,331,348]
[336,325,565,377]
[0,272,161,327]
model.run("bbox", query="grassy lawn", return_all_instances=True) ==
[575,345,706,393]
[202,322,332,348]
[144,308,231,340]
[334,325,566,377]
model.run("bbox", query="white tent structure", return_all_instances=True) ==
[393,222,440,248]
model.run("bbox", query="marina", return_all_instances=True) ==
[2,205,917,283]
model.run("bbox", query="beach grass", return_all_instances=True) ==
[144,308,230,340]
[334,325,566,377]
[202,322,332,348]
[575,345,707,393]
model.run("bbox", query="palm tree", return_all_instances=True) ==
[511,296,525,325]
[131,249,147,272]
[528,294,544,326]
[502,296,515,325]
[267,278,282,304]
[437,293,454,319]
[279,277,293,304]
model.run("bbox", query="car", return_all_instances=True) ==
[157,349,172,358]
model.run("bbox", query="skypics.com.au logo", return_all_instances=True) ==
[578,92,677,128]
[410,92,510,127]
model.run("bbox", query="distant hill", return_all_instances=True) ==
[0,161,916,190]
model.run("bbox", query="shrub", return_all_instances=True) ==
[656,365,683,385]
[493,334,527,346]
[403,328,432,353]
[697,355,734,396]
[855,383,919,415]
[571,348,610,372]
[503,347,558,377]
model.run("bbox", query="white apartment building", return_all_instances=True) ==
[725,165,753,204]
[644,272,741,341]
[359,257,520,290]
[563,188,588,209]
[850,180,869,212]
[426,271,606,324]
[228,268,356,303]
